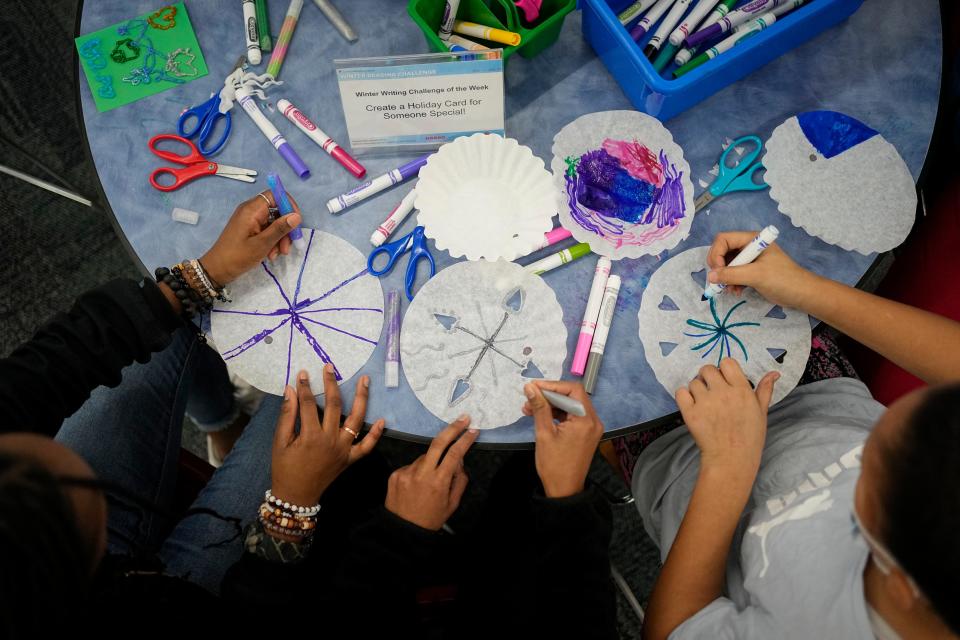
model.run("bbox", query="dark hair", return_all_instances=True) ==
[0,452,90,638]
[880,383,960,634]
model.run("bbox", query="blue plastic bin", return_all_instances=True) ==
[581,0,865,121]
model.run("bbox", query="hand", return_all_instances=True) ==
[523,381,604,498]
[675,359,779,477]
[385,417,478,530]
[200,190,303,286]
[706,231,820,310]
[271,365,384,510]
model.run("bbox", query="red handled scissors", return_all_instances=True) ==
[148,134,257,192]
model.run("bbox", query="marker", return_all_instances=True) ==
[652,41,680,73]
[618,0,658,25]
[447,34,488,51]
[453,20,522,46]
[702,225,779,300]
[523,226,574,256]
[235,85,310,178]
[572,257,611,376]
[669,0,719,46]
[326,153,430,214]
[277,99,365,178]
[674,0,737,65]
[644,0,691,60]
[685,0,783,47]
[266,173,305,251]
[242,0,261,65]
[583,275,621,394]
[439,0,461,40]
[540,389,587,417]
[371,189,418,246]
[312,0,358,42]
[524,242,591,275]
[630,0,675,41]
[254,0,272,51]
[266,0,304,78]
[385,290,401,388]
[675,12,776,77]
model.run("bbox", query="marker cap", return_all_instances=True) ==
[568,242,592,261]
[583,353,603,395]
[571,332,594,376]
[331,146,366,179]
[385,361,399,388]
[278,143,311,178]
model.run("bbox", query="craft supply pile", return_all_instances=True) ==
[76,0,916,432]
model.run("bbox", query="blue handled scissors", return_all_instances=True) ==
[178,91,232,156]
[694,135,769,212]
[367,226,436,301]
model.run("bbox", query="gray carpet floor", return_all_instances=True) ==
[0,1,659,635]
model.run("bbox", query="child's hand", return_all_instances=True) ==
[706,231,820,311]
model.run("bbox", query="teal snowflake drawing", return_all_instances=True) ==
[683,298,760,366]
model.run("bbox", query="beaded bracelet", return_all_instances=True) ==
[190,259,230,303]
[259,504,317,532]
[154,266,210,320]
[259,503,318,525]
[259,516,311,539]
[265,489,321,517]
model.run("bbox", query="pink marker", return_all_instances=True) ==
[370,189,418,246]
[571,256,612,376]
[277,98,366,179]
[517,226,574,258]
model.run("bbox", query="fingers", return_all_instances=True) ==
[525,383,557,438]
[718,358,750,387]
[688,378,708,402]
[531,379,590,404]
[438,422,478,476]
[675,386,694,412]
[259,212,302,252]
[273,385,298,446]
[699,365,725,389]
[349,419,385,463]
[754,371,780,413]
[425,416,471,468]
[341,375,370,442]
[706,231,759,269]
[321,363,342,432]
[707,263,760,289]
[296,370,321,432]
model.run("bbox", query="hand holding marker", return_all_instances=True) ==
[702,226,779,300]
[267,173,305,252]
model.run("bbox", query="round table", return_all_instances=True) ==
[78,0,941,446]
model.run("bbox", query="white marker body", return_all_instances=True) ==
[618,0,658,25]
[669,0,720,46]
[236,86,286,151]
[371,189,418,246]
[242,0,261,65]
[648,0,692,51]
[703,225,779,299]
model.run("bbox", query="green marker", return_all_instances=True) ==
[255,0,272,52]
[674,12,776,78]
[653,42,680,74]
[525,243,591,276]
[673,0,739,67]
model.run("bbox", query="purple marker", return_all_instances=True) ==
[630,0,675,41]
[384,290,401,388]
[267,173,304,251]
[326,153,431,214]
[685,0,782,47]
[235,85,310,179]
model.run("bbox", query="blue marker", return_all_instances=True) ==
[703,225,779,300]
[267,173,305,251]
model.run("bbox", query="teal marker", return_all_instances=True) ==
[653,42,680,74]
[674,12,776,78]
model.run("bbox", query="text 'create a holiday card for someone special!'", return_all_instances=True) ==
[335,51,505,153]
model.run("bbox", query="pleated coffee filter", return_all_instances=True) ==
[416,133,556,261]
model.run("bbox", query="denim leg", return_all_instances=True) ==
[158,394,281,594]
[186,340,239,433]
[55,328,201,556]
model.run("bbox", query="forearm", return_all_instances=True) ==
[642,466,754,640]
[801,275,960,384]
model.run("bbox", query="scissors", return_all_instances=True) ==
[367,226,436,301]
[694,135,769,212]
[148,134,257,192]
[176,56,245,155]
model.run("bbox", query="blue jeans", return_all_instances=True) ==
[55,328,280,594]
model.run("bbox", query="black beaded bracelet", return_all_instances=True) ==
[154,265,212,320]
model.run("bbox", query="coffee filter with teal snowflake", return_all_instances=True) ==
[638,246,811,406]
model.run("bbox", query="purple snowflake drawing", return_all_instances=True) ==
[212,229,383,389]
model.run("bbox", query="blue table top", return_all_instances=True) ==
[79,0,941,446]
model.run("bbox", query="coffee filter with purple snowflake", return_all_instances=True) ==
[551,111,695,260]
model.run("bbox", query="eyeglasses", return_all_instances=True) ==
[850,504,922,599]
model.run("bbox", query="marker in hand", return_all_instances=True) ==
[267,173,305,251]
[703,225,779,300]
[540,389,587,417]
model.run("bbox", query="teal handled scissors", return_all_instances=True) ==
[367,226,436,301]
[694,135,769,213]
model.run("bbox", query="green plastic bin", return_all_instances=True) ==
[408,0,575,60]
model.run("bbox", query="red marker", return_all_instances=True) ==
[277,98,366,179]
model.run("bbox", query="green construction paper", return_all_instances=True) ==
[75,2,208,112]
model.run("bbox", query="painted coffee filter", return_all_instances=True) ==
[415,133,556,261]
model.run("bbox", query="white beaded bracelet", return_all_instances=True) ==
[265,489,320,517]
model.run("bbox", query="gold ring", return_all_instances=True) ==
[343,426,359,439]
